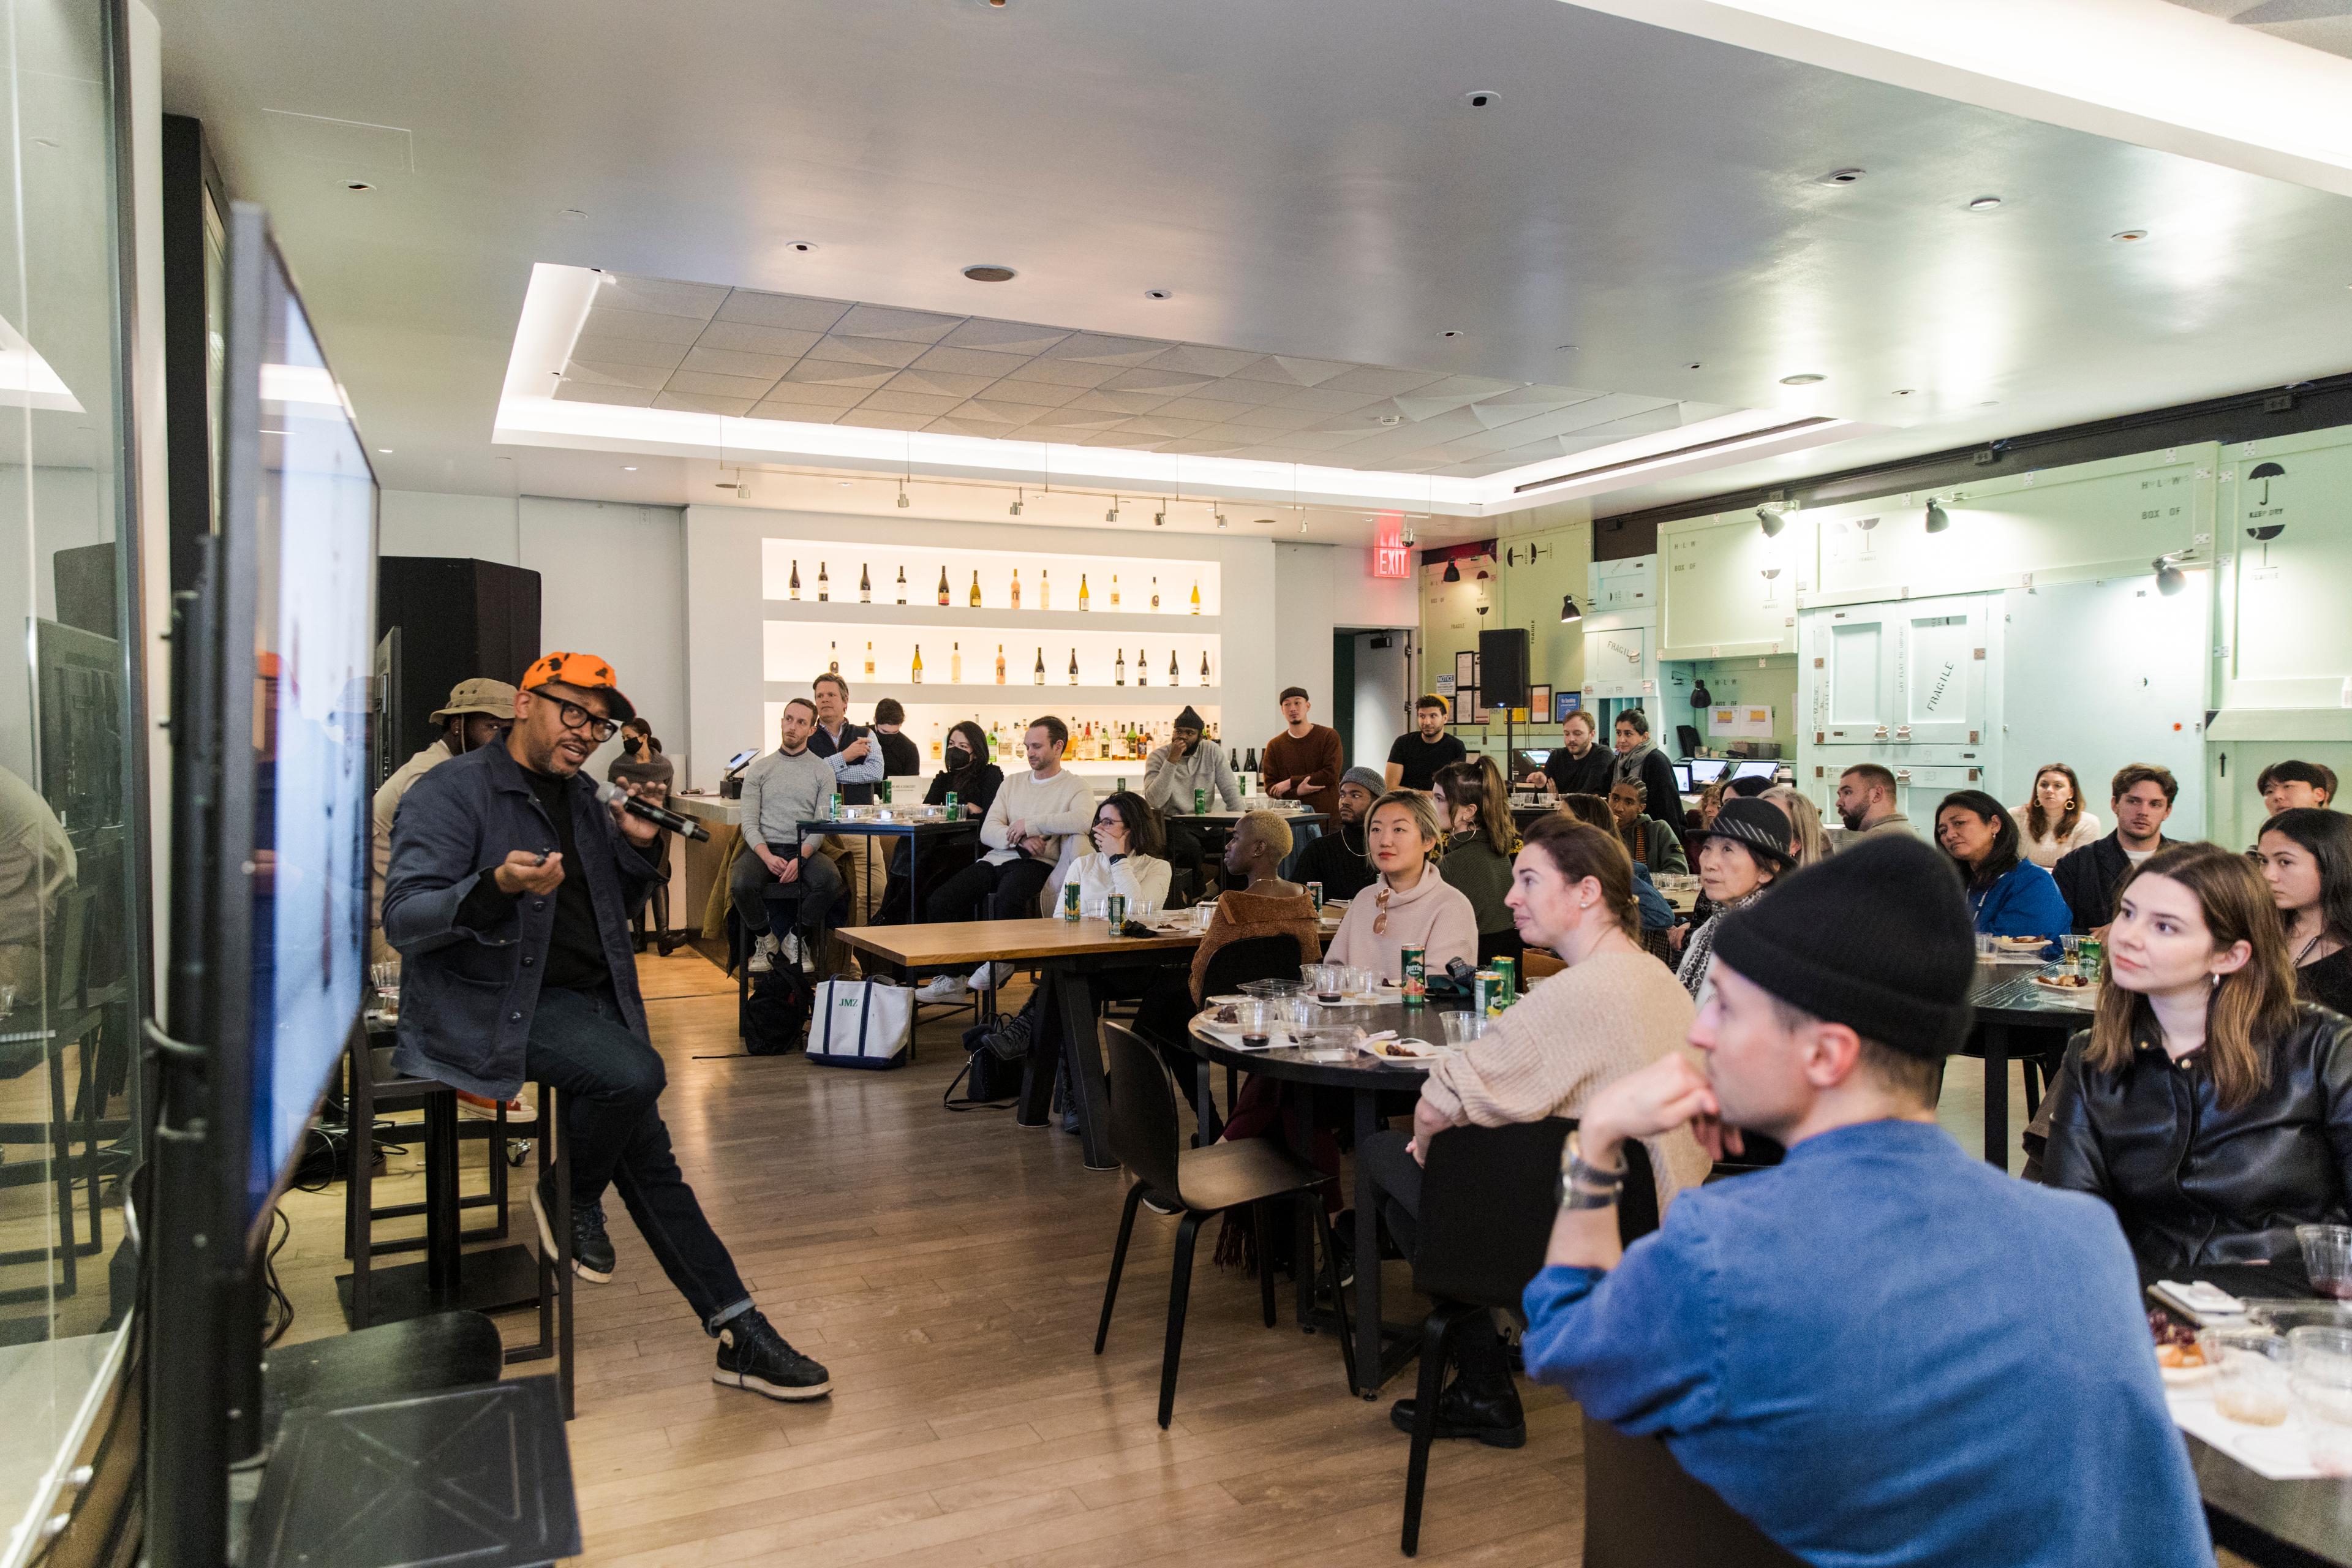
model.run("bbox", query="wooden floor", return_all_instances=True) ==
[273,948,1588,1567]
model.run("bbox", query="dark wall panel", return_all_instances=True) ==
[377,557,541,762]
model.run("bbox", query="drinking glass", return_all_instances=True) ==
[2301,1224,2352,1300]
[369,961,401,1022]
[1440,1011,1487,1046]
[1343,967,1378,1000]
[2203,1328,2291,1426]
[1974,933,1998,959]
[2292,1327,2352,1474]
[1235,999,1275,1049]
[1304,963,1346,1003]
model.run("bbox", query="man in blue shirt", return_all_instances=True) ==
[1521,835,2212,1568]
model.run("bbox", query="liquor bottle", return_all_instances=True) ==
[911,644,925,683]
[1110,574,1121,609]
[937,566,950,606]
[970,570,982,608]
[859,564,872,602]
[1033,647,1046,685]
[1150,576,1160,611]
[1190,579,1201,614]
[1199,650,1211,685]
[788,559,802,600]
[1100,726,1112,760]
[1009,569,1021,609]
[1169,649,1179,685]
[895,565,908,605]
[995,644,1006,684]
[1079,573,1091,611]
[816,562,830,601]
[1038,570,1050,610]
[1138,649,1148,687]
[1114,647,1125,685]
[951,641,963,683]
[1068,647,1079,685]
[930,732,941,760]
[864,641,876,680]
[827,640,840,676]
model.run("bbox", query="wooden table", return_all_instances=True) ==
[1965,960,2090,1166]
[1186,999,1469,1398]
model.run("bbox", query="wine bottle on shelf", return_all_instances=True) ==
[1169,649,1180,685]
[995,644,1006,684]
[1033,647,1046,685]
[1190,579,1201,614]
[1099,726,1112,760]
[827,641,840,675]
[1067,647,1079,685]
[1079,573,1091,611]
[912,644,925,683]
[937,566,950,606]
[930,732,942,760]
[1110,574,1121,609]
[1114,647,1125,685]
[951,642,963,683]
[859,564,872,602]
[970,570,982,608]
[1038,570,1050,611]
[1010,569,1022,609]
[816,562,830,601]
[864,641,876,680]
[1199,650,1211,685]
[1137,650,1148,687]
[788,559,802,600]
[1150,576,1160,611]
[895,566,908,604]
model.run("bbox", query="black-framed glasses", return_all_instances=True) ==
[547,696,617,742]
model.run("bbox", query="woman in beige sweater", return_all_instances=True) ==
[1324,791,1479,981]
[1360,813,1709,1448]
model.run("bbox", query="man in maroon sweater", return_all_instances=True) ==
[1262,687,1345,824]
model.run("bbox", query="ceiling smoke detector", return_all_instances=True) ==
[962,263,1017,282]
[345,181,374,193]
[1816,168,1865,186]
[1461,89,1499,108]
[1779,373,1825,386]
[2111,229,2149,243]
[1967,196,2003,211]
[1144,288,1171,300]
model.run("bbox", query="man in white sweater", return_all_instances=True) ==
[921,716,1093,993]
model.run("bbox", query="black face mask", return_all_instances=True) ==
[946,744,972,766]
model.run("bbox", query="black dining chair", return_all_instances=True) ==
[1399,1119,1659,1556]
[1581,1415,1803,1567]
[1093,1022,1354,1428]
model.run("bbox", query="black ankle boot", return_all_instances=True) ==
[1389,1376,1527,1449]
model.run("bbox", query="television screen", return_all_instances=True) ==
[225,208,378,1233]
[1672,763,1692,793]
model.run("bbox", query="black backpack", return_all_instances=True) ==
[743,965,813,1056]
[944,1001,1033,1110]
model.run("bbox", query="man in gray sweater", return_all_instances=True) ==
[729,697,844,973]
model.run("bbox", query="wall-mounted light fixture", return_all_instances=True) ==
[1924,498,1950,533]
[1442,560,1461,583]
[2152,549,2199,596]
[1106,496,1121,522]
[897,480,910,509]
[1559,594,1582,623]
[1757,503,1787,538]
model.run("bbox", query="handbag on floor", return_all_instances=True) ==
[808,978,914,1070]
[744,966,813,1056]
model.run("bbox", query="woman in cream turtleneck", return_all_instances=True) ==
[1325,790,1479,981]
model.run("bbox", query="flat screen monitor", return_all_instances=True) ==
[1732,761,1781,783]
[1684,758,1730,786]
[723,747,760,775]
[1672,763,1692,794]
[1513,749,1552,778]
[214,203,379,1243]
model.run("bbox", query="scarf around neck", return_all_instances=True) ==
[1614,739,1659,785]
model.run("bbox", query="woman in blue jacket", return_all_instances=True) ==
[1936,790,2073,940]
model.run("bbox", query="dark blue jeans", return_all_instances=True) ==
[526,985,752,1334]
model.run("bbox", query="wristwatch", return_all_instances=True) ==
[1559,1131,1627,1212]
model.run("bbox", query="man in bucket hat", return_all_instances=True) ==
[386,650,831,1403]
[1514,836,2208,1567]
[371,677,516,962]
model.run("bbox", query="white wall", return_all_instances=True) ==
[1352,633,1409,769]
[379,491,687,779]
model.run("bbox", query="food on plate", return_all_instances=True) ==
[1997,935,2049,949]
[2149,1310,2209,1371]
[1362,1037,1439,1060]
[2033,973,2095,990]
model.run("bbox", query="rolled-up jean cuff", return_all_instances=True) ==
[707,1296,754,1335]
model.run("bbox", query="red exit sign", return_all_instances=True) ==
[1371,514,1409,579]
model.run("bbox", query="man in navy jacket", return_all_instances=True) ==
[386,650,831,1403]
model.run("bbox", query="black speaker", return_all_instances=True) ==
[1479,628,1530,708]
[377,557,542,764]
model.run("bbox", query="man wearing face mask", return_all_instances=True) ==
[372,677,515,963]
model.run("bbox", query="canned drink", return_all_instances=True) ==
[1306,881,1324,912]
[1194,786,1207,816]
[878,778,893,804]
[826,791,842,820]
[1400,945,1427,1003]
[1476,970,1503,1017]
[1107,894,1127,929]
[2079,937,2103,979]
[1117,777,1128,793]
[944,790,960,816]
[1063,881,1082,921]
[1493,955,1517,1004]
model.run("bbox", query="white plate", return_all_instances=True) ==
[2159,1360,2218,1387]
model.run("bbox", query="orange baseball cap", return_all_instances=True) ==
[521,650,636,725]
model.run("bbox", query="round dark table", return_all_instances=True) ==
[1186,995,1471,1396]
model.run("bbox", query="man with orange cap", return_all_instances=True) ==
[385,651,830,1403]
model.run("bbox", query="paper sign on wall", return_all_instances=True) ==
[1709,704,1774,737]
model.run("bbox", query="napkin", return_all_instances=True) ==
[2167,1390,2329,1480]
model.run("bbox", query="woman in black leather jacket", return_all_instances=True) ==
[2040,841,2352,1269]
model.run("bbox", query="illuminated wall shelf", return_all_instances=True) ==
[763,538,1221,617]
[760,601,1222,632]
[764,684,1219,704]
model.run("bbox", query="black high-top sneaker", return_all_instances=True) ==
[714,1311,833,1401]
[530,1165,616,1283]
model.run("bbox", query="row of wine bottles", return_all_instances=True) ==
[932,715,1226,765]
[825,640,1213,686]
[786,560,1202,613]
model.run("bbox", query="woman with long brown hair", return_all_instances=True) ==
[2040,842,2352,1267]
[1433,757,1524,964]
[2016,763,2100,869]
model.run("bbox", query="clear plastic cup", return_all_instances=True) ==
[1303,963,1346,1003]
[1440,1011,1487,1046]
[1974,933,1998,959]
[1343,967,1378,1000]
[2300,1224,2352,1300]
[1234,998,1276,1049]
[2203,1327,2291,1426]
[2293,1327,2352,1474]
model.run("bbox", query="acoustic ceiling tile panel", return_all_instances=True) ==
[1175,376,1280,407]
[1313,365,1453,398]
[1268,383,1390,413]
[666,369,780,399]
[1061,388,1178,416]
[710,290,855,332]
[752,382,870,410]
[1150,394,1257,421]
[884,368,999,399]
[780,359,899,389]
[679,345,799,380]
[1415,374,1524,402]
[601,277,729,320]
[554,381,660,407]
[1218,403,1325,432]
[1099,366,1216,398]
[1046,331,1176,366]
[568,333,695,369]
[834,408,931,428]
[561,358,675,391]
[977,379,1087,410]
[856,389,965,416]
[692,321,824,359]
[652,390,757,416]
[937,317,1072,356]
[809,334,931,369]
[831,303,966,344]
[1146,344,1262,379]
[994,355,1124,390]
[1228,353,1357,387]
[1023,405,1130,429]
[950,399,1046,424]
[577,306,707,347]
[910,344,1035,379]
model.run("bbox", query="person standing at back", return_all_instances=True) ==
[1610,709,1686,836]
[1385,695,1466,791]
[1518,837,2212,1568]
[2051,763,2180,936]
[372,678,515,963]
[1262,687,1345,825]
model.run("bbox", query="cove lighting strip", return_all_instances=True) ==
[493,265,1879,516]
[1512,417,1845,496]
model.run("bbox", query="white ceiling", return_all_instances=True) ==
[154,0,2352,540]
[2163,0,2352,61]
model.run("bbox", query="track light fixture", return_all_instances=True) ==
[1758,504,1786,538]
[1924,498,1949,533]
[1559,594,1582,624]
[2152,550,2197,596]
[897,481,910,509]
[1009,488,1023,516]
[1154,507,1166,527]
[1215,511,1227,529]
[1107,496,1120,522]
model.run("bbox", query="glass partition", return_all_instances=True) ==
[0,0,145,1561]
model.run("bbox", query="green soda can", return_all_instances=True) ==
[1117,776,1128,793]
[1306,881,1324,913]
[2079,937,2104,979]
[826,791,842,820]
[1400,945,1427,1004]
[1493,955,1518,1005]
[944,790,959,816]
[1107,894,1127,929]
[1063,881,1082,921]
[1194,786,1207,816]
[1476,970,1503,1017]
[878,778,893,804]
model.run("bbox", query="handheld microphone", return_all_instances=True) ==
[595,781,710,842]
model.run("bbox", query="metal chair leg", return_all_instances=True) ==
[1095,1182,1148,1354]
[1253,1201,1277,1329]
[1310,1198,1355,1392]
[1402,1308,1468,1557]
[1158,1211,1205,1430]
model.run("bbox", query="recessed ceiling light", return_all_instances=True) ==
[1684,361,1703,371]
[962,263,1017,282]
[1254,518,1276,526]
[557,207,587,221]
[1553,344,1577,353]
[1779,373,1826,386]
[1816,167,1866,186]
[783,240,818,254]
[2111,229,2149,243]
[376,447,392,454]
[1461,89,1499,108]
[839,480,851,486]
[1891,388,1915,397]
[1437,329,1465,339]
[31,137,56,149]
[345,181,374,193]
[1967,196,2003,211]
[1979,400,2000,407]
[1375,413,1403,426]
[1144,288,1171,300]
[622,465,638,471]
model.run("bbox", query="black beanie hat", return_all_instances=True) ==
[1174,706,1205,732]
[1709,834,1977,1058]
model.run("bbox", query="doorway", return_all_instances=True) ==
[1335,628,1412,768]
